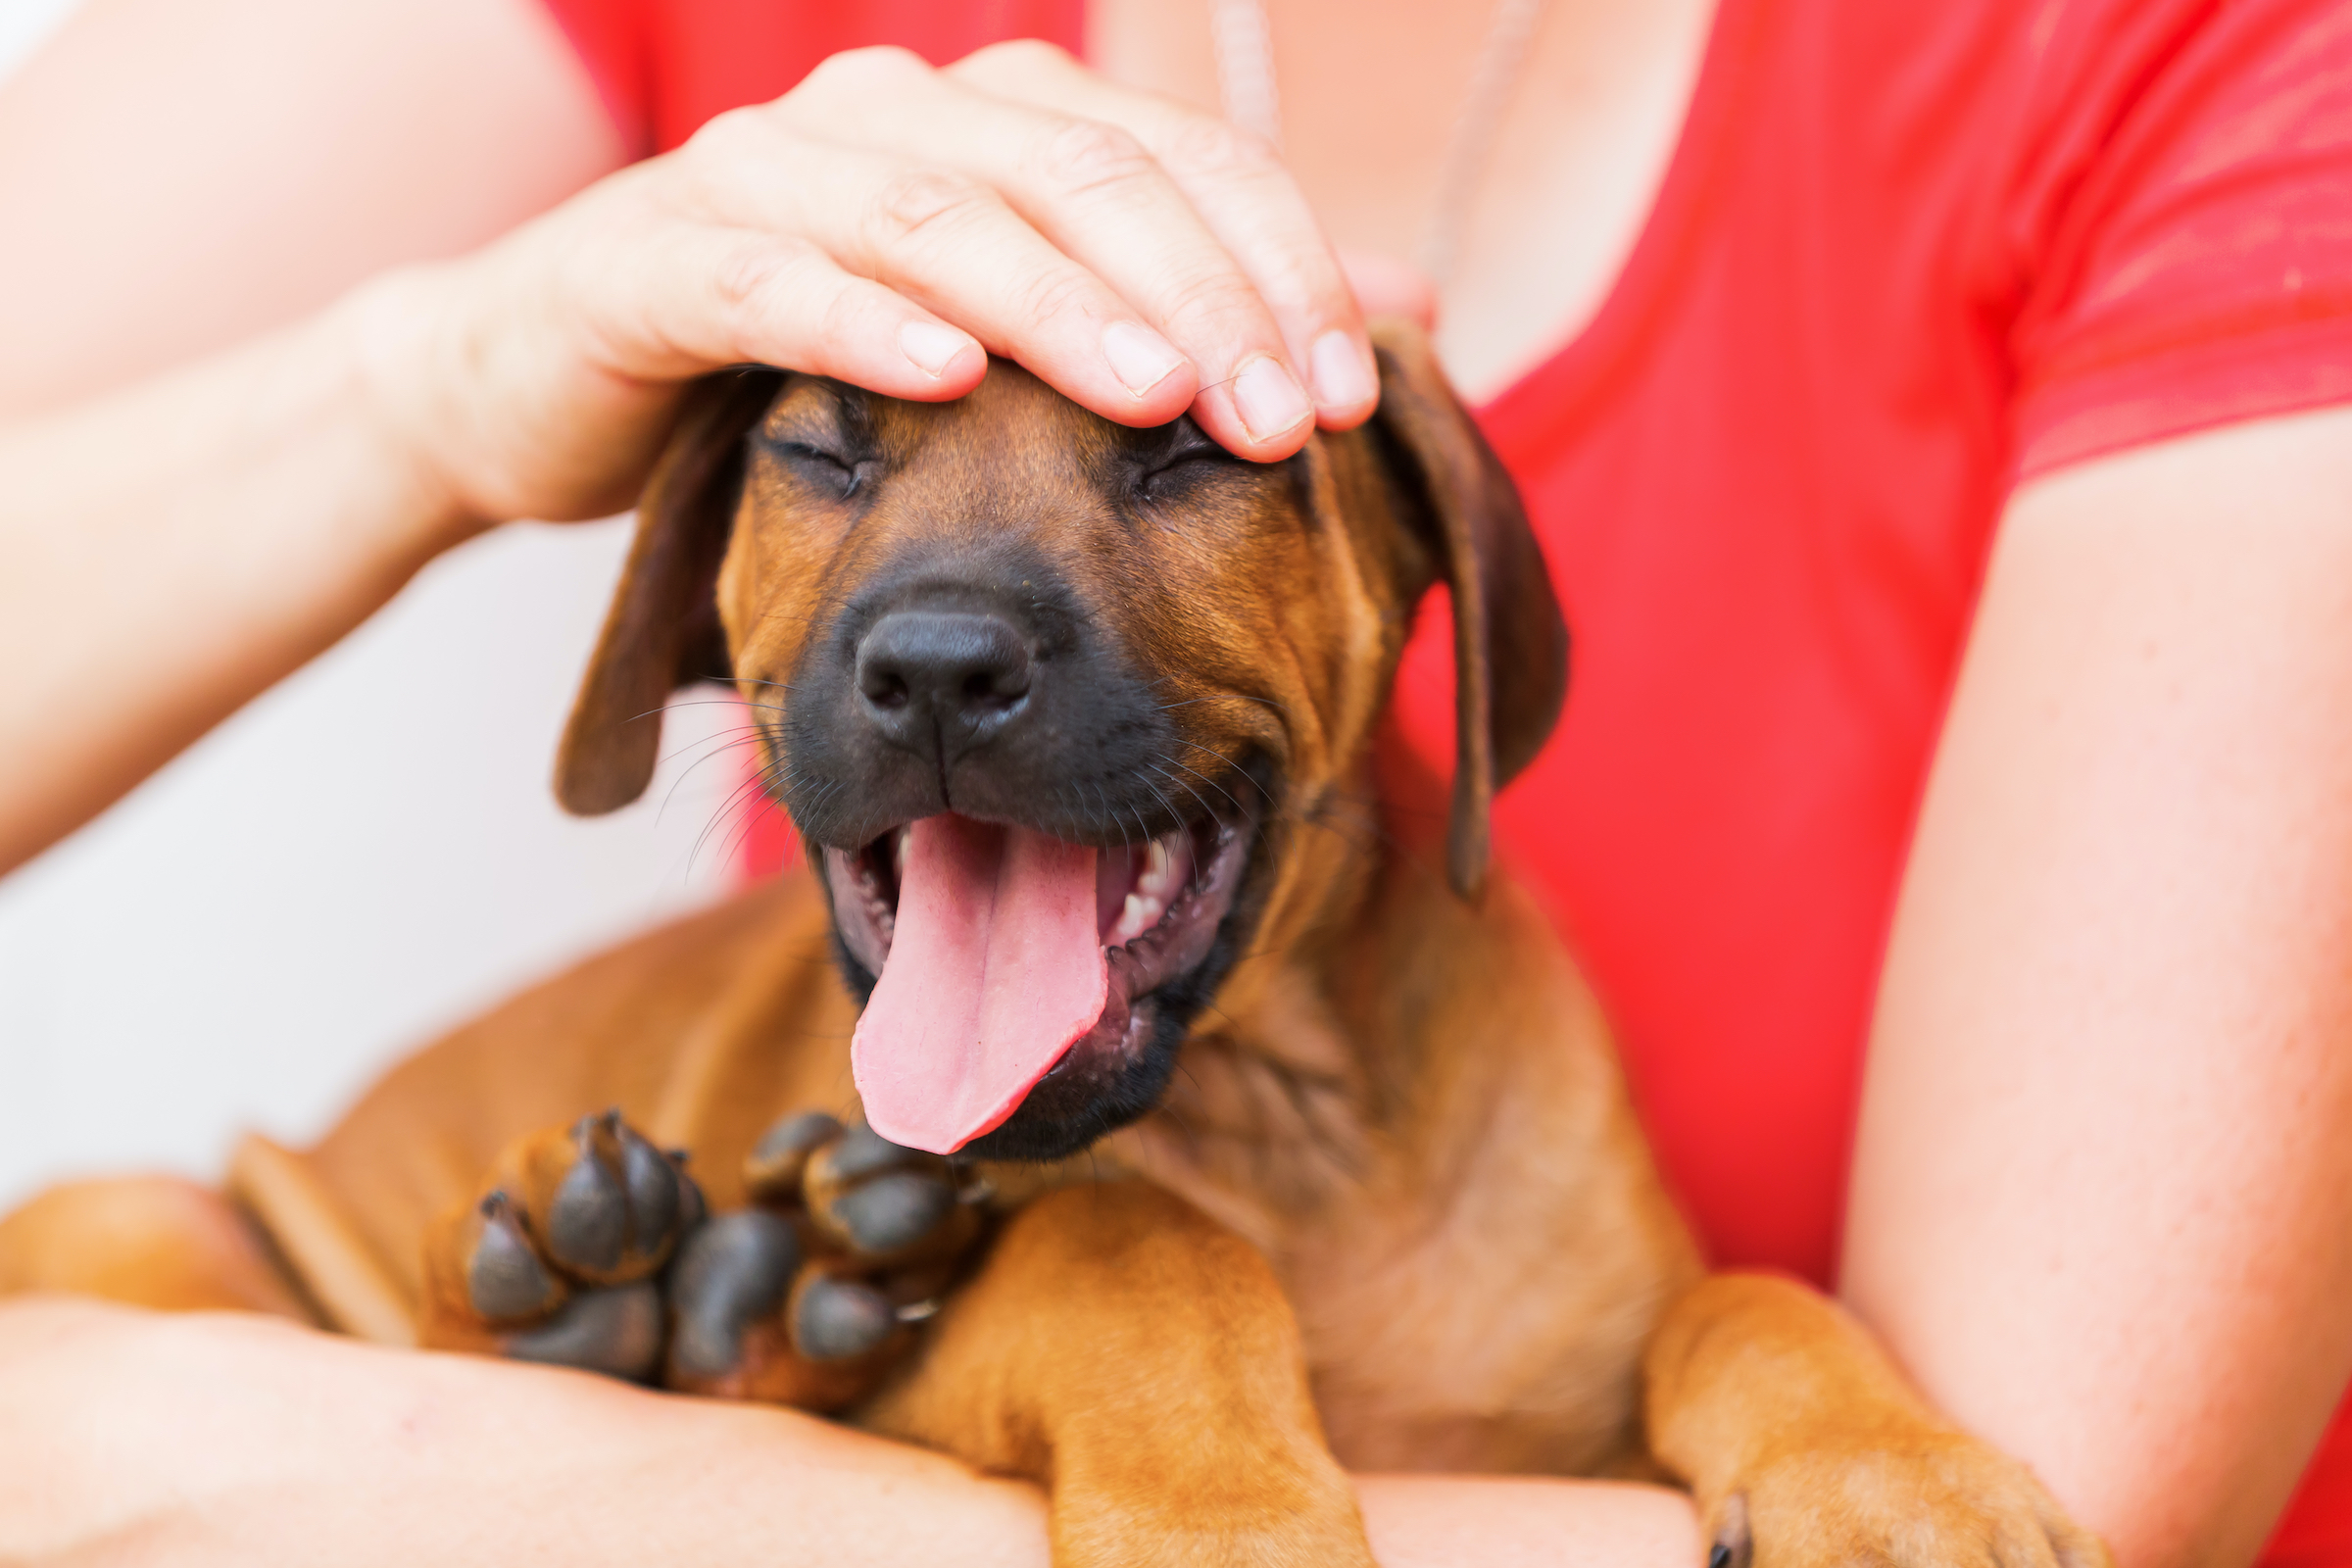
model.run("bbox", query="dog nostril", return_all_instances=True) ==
[961,668,1025,708]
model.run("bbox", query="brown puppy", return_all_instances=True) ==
[0,324,2107,1568]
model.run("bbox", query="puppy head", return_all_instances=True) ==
[557,322,1565,1161]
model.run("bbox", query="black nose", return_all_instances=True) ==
[855,611,1035,749]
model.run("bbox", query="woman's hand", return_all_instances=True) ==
[358,41,1387,534]
[0,33,1416,870]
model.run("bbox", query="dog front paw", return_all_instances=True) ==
[1707,1431,2110,1568]
[420,1108,701,1381]
[419,1106,990,1407]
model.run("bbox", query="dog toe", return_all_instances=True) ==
[818,1118,923,1183]
[743,1110,845,1202]
[506,1281,666,1382]
[421,1109,706,1368]
[461,1190,566,1323]
[797,1118,979,1265]
[667,1209,801,1380]
[1733,1435,2115,1568]
[829,1169,957,1254]
[537,1111,689,1282]
[792,1272,899,1360]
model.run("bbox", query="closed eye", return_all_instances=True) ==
[1135,417,1240,500]
[766,440,865,498]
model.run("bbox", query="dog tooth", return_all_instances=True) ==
[1146,836,1172,886]
[1113,889,1170,946]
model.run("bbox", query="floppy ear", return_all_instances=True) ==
[555,368,785,816]
[1366,318,1569,900]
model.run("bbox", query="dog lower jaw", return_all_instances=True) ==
[819,814,1256,1162]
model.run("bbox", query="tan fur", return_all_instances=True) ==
[0,325,2108,1568]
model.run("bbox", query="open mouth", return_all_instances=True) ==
[822,812,1250,1156]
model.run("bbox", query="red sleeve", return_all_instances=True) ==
[2004,0,2352,479]
[538,0,1086,158]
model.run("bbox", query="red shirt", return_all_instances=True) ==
[540,0,2352,1558]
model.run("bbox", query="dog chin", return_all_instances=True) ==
[819,813,1259,1163]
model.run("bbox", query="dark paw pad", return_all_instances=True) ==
[743,1110,846,1202]
[829,1170,956,1254]
[816,1118,927,1183]
[463,1190,564,1323]
[667,1209,802,1380]
[792,1274,900,1361]
[543,1110,689,1282]
[793,1117,974,1264]
[506,1281,666,1382]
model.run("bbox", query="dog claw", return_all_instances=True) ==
[507,1281,665,1382]
[1709,1494,1752,1568]
[794,1274,897,1360]
[667,1210,801,1379]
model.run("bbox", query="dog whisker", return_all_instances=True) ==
[1130,771,1189,841]
[654,731,782,844]
[1150,751,1253,829]
[688,766,785,873]
[1152,690,1294,719]
[1169,739,1277,806]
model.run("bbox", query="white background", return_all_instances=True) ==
[0,2,741,1209]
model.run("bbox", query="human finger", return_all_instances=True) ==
[949,40,1378,433]
[672,100,1203,431]
[548,176,989,398]
[409,206,993,521]
[782,47,1317,458]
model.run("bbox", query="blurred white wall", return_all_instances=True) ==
[0,522,746,1209]
[0,0,77,75]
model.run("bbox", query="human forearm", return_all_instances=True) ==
[0,1298,1051,1568]
[0,1298,1695,1568]
[0,297,476,872]
[1844,406,2352,1568]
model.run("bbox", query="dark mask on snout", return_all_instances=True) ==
[553,322,1566,1165]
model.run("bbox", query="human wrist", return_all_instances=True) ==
[330,264,504,562]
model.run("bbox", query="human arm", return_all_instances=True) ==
[0,0,1396,874]
[0,1296,1698,1568]
[1843,404,2352,1568]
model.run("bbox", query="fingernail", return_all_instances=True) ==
[900,319,973,378]
[1102,320,1189,397]
[1232,355,1313,442]
[1310,329,1376,411]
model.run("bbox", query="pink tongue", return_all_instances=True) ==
[853,815,1107,1153]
